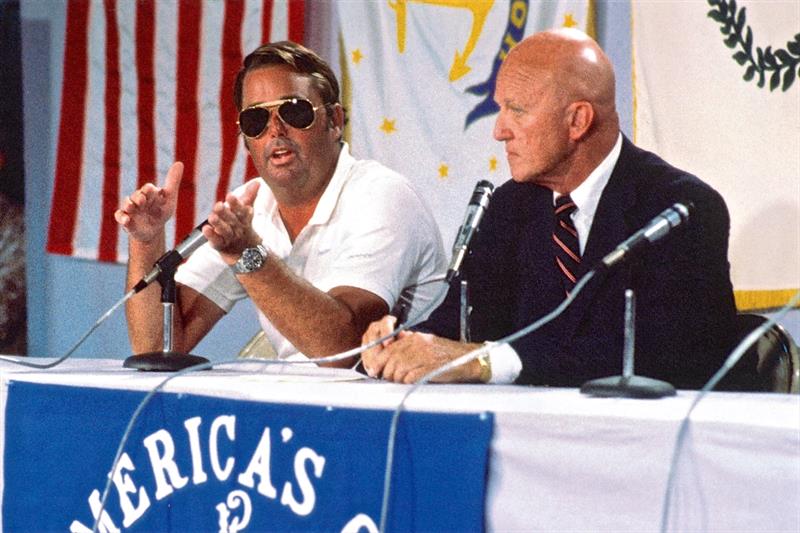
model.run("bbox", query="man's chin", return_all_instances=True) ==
[266,159,298,176]
[510,172,537,184]
[263,168,295,185]
[510,171,555,189]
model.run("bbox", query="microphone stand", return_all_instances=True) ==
[459,279,471,343]
[123,255,210,371]
[580,289,675,398]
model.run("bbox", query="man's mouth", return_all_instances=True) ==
[270,147,295,165]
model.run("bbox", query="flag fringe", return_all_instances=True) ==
[734,289,800,312]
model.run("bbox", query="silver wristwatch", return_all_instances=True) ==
[233,244,268,274]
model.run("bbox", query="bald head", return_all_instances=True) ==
[504,28,617,125]
[492,28,620,191]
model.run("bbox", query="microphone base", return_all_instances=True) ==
[123,352,210,372]
[580,375,676,399]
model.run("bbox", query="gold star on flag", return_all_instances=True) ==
[379,118,396,134]
[563,13,578,28]
[489,156,498,172]
[438,164,449,178]
[352,48,364,65]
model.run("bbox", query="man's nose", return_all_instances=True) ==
[493,113,510,141]
[265,110,288,137]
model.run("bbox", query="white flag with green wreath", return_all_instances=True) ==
[632,0,799,310]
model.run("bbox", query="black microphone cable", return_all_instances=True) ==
[659,289,800,533]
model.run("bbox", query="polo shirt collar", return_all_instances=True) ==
[307,142,354,226]
[260,142,354,234]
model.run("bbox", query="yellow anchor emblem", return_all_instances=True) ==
[389,0,495,81]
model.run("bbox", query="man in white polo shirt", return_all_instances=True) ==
[115,41,445,364]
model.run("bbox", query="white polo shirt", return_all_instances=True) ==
[176,143,447,359]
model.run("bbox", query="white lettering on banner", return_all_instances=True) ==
[237,426,278,498]
[69,520,93,533]
[143,429,190,500]
[341,513,380,533]
[280,447,327,516]
[70,488,121,532]
[111,452,151,527]
[210,415,236,481]
[184,416,209,485]
[216,490,253,533]
[70,416,371,531]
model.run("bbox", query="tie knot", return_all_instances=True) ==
[554,195,577,218]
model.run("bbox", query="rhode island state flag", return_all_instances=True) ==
[337,0,594,248]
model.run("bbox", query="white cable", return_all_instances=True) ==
[352,275,447,364]
[91,275,450,532]
[659,289,800,533]
[378,269,596,532]
[91,354,360,533]
[0,266,447,529]
[0,289,135,369]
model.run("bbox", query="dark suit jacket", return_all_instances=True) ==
[422,137,739,389]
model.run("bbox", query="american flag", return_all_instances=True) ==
[47,0,305,263]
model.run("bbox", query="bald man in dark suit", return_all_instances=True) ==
[361,28,739,389]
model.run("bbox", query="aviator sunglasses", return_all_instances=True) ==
[237,97,325,138]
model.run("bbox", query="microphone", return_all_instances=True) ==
[601,203,691,269]
[132,220,209,293]
[446,180,494,282]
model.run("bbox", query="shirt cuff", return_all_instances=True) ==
[485,342,523,384]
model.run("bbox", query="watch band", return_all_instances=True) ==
[477,353,492,383]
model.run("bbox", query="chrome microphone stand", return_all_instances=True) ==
[459,279,471,343]
[580,289,675,398]
[123,258,209,371]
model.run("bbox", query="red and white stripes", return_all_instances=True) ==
[47,0,305,263]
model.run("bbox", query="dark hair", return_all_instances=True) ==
[233,41,341,116]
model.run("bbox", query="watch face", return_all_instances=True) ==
[236,245,266,273]
[242,248,265,271]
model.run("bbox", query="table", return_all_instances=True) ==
[1,358,798,532]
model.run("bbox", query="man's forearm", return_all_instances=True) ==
[237,255,387,363]
[125,233,169,353]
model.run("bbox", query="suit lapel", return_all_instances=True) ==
[514,185,565,326]
[563,137,639,336]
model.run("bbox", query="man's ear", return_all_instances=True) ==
[567,101,594,141]
[328,103,345,138]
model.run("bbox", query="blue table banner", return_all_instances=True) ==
[3,382,493,532]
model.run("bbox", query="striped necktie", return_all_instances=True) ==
[553,195,581,295]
